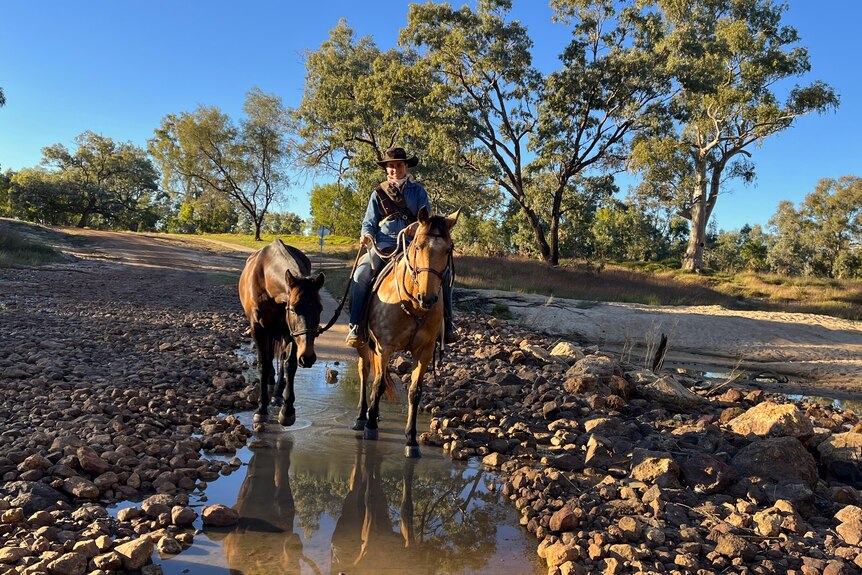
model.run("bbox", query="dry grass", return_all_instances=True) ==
[192,232,357,259]
[0,220,70,268]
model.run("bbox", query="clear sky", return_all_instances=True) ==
[1,1,859,231]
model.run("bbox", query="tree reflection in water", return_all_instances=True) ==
[219,436,508,575]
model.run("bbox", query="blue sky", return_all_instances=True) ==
[1,1,859,231]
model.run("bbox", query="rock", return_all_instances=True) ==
[818,432,862,467]
[727,401,814,438]
[1,481,66,515]
[171,506,198,526]
[0,546,29,564]
[76,447,111,475]
[836,520,862,546]
[62,476,99,499]
[47,551,87,575]
[114,537,155,569]
[617,516,641,541]
[630,449,680,488]
[544,541,580,567]
[201,504,239,527]
[638,376,704,410]
[482,452,508,467]
[569,354,615,381]
[731,436,819,487]
[92,551,123,570]
[156,537,183,555]
[679,454,735,494]
[549,507,580,532]
[836,505,862,524]
[550,342,585,364]
[714,532,756,561]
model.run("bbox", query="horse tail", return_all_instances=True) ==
[383,371,399,402]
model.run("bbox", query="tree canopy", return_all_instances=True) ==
[631,0,839,272]
[11,131,161,229]
[149,88,291,240]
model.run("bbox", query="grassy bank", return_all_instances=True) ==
[0,220,69,268]
[191,232,357,260]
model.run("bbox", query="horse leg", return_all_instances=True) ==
[272,339,285,407]
[352,346,372,431]
[404,348,433,458]
[252,328,273,424]
[278,340,298,426]
[363,351,389,441]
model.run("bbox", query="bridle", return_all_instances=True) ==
[396,230,454,313]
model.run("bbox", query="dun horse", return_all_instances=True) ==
[353,206,460,457]
[238,240,324,427]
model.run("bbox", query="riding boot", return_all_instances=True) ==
[442,279,460,344]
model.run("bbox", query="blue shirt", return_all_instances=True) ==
[361,180,432,251]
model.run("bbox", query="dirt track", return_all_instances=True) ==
[11,225,862,395]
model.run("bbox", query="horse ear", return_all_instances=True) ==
[314,272,325,288]
[446,207,462,230]
[418,205,430,224]
[285,269,297,288]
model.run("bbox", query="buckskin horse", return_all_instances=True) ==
[353,206,460,457]
[238,240,324,427]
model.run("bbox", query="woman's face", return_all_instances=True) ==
[386,160,407,180]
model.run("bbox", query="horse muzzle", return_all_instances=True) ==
[417,293,438,310]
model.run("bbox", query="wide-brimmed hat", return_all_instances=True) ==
[376,147,418,168]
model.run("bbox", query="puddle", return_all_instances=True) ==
[117,347,544,575]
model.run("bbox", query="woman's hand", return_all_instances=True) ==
[360,234,373,247]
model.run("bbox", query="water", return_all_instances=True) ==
[124,352,544,575]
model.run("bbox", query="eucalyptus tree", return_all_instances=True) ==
[0,87,5,107]
[402,0,672,265]
[149,88,291,241]
[34,131,159,228]
[293,20,495,231]
[631,0,839,272]
[769,176,862,278]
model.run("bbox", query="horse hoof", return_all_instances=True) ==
[253,412,267,424]
[278,410,296,427]
[351,420,367,432]
[404,445,422,459]
[363,428,379,441]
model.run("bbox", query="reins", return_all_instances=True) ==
[315,247,366,336]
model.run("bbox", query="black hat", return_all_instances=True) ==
[376,147,418,168]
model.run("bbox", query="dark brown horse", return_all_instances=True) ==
[353,206,459,457]
[238,240,324,427]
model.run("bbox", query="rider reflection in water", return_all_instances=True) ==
[345,147,458,348]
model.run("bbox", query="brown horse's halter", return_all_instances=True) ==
[285,304,318,339]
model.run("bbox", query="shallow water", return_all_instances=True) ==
[124,355,544,575]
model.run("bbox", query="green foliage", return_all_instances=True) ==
[768,176,862,278]
[10,133,161,230]
[632,0,839,271]
[148,88,291,240]
[705,224,768,273]
[307,181,364,237]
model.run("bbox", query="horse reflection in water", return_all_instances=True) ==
[331,442,432,575]
[219,438,499,575]
[221,437,307,575]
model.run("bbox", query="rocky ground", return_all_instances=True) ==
[1,229,862,574]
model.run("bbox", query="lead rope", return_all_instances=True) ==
[317,246,365,335]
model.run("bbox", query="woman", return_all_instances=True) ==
[346,147,458,347]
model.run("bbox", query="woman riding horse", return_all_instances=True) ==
[345,147,458,347]
[353,205,460,458]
